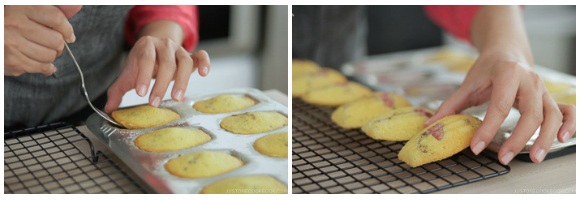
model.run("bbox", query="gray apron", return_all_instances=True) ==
[4,5,132,128]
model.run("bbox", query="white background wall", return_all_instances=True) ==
[523,5,575,74]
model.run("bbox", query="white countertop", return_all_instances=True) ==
[438,151,576,193]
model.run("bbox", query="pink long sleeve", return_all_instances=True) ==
[124,5,198,51]
[424,5,483,44]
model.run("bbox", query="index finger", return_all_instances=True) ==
[55,5,82,19]
[27,6,75,42]
[470,73,519,155]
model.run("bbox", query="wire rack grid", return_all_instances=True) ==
[292,98,510,194]
[4,122,147,194]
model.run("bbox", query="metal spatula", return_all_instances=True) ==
[63,43,123,127]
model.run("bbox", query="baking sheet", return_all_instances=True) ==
[342,46,576,154]
[86,88,288,193]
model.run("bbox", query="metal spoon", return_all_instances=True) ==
[63,43,123,127]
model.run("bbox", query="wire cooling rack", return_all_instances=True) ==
[292,98,510,194]
[4,122,147,194]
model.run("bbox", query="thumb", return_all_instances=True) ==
[55,5,82,19]
[424,85,473,126]
[105,80,133,113]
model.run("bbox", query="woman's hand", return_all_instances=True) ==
[426,6,576,165]
[4,5,81,76]
[426,51,573,165]
[105,20,210,113]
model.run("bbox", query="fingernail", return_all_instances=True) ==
[202,66,209,75]
[501,151,515,165]
[137,85,147,97]
[562,131,570,141]
[174,90,184,102]
[472,141,486,155]
[51,65,58,78]
[70,33,76,43]
[534,148,546,163]
[151,96,161,107]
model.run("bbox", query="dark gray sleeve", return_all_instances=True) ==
[292,5,367,69]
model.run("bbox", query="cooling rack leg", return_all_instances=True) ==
[92,151,104,163]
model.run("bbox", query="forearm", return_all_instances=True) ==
[138,20,185,45]
[471,6,534,66]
